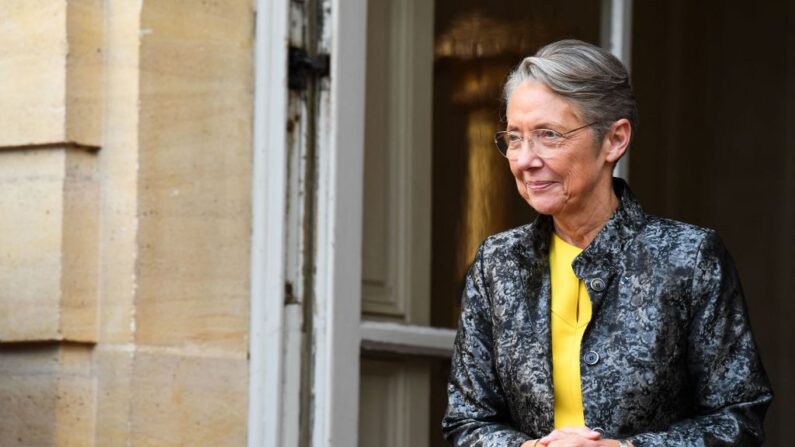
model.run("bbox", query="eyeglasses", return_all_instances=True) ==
[494,122,599,160]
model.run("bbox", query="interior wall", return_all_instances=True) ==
[631,1,795,445]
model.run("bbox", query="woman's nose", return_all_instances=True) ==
[512,143,544,169]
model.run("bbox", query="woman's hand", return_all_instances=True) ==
[541,427,600,445]
[522,427,630,447]
[540,427,602,446]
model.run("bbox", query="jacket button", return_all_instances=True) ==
[584,351,600,365]
[589,278,606,292]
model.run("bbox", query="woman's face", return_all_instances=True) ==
[505,81,615,218]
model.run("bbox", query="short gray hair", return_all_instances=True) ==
[503,39,638,143]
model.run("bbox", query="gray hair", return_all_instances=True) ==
[503,39,638,143]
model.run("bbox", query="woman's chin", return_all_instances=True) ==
[525,197,563,216]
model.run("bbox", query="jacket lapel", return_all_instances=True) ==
[573,179,646,318]
[514,218,556,432]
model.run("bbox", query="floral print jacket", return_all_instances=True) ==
[442,179,772,446]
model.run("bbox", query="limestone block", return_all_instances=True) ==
[0,346,58,446]
[134,0,253,353]
[96,0,142,345]
[0,148,99,342]
[54,344,96,446]
[93,346,134,446]
[0,0,104,147]
[130,350,247,447]
[0,343,95,447]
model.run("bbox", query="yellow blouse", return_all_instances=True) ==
[549,233,592,428]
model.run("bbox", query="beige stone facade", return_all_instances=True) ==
[0,1,254,445]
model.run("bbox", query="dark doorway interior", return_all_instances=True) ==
[631,1,795,445]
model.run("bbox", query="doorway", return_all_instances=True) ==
[357,1,618,445]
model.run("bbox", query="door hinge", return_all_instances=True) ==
[285,281,299,305]
[288,47,330,91]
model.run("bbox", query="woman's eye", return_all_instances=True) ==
[538,129,561,140]
[507,133,522,144]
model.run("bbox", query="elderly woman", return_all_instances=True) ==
[442,40,772,447]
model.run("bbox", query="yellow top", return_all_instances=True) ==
[549,233,592,428]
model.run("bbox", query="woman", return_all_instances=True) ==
[442,40,772,447]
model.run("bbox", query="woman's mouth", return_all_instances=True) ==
[526,181,555,191]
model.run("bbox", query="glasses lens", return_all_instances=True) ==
[494,132,509,156]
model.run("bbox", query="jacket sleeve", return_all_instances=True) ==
[628,230,773,446]
[442,245,531,447]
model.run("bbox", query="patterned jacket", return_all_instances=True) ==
[442,179,772,446]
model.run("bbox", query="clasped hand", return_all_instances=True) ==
[521,426,624,447]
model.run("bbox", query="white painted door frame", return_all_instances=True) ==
[251,0,367,444]
[311,0,368,445]
[249,0,290,446]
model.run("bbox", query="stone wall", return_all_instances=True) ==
[0,1,254,445]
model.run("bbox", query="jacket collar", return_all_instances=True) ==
[573,178,646,277]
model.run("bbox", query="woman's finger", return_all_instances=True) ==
[539,429,565,443]
[558,426,601,439]
[542,427,600,442]
[544,433,608,447]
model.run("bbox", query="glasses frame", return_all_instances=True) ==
[494,121,600,160]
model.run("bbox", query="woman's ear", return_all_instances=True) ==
[604,118,632,163]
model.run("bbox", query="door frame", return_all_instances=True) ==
[602,0,634,180]
[250,0,290,446]
[251,0,367,445]
[310,0,368,445]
